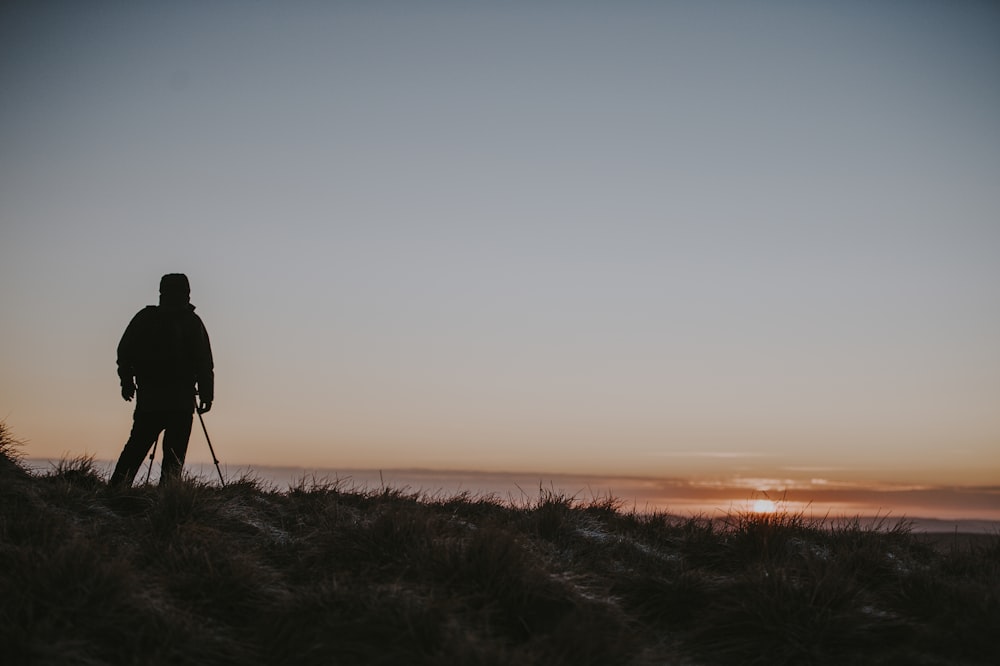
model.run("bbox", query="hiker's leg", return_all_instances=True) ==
[159,411,193,483]
[110,412,162,487]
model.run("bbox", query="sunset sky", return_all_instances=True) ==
[2,1,998,519]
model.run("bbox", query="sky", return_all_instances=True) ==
[2,1,999,518]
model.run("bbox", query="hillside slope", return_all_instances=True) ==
[1,424,997,665]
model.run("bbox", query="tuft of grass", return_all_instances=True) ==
[0,421,25,464]
[42,454,108,494]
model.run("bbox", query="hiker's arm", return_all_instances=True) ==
[117,316,139,401]
[194,316,214,411]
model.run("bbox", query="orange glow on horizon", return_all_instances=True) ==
[16,455,999,525]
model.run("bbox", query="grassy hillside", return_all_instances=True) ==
[2,423,997,665]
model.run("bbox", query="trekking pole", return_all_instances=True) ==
[144,433,159,484]
[196,399,226,487]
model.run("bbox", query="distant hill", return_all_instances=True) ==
[2,424,998,665]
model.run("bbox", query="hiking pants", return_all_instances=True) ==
[110,410,193,486]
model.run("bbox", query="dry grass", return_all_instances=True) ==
[1,423,997,665]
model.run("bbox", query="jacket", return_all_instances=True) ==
[117,302,214,412]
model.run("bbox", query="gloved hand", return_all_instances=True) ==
[197,400,212,414]
[121,383,136,402]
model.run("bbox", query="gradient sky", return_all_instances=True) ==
[2,2,999,509]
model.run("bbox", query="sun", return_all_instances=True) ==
[751,499,778,514]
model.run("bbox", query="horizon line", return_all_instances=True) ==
[20,457,1000,528]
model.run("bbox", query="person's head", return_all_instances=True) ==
[159,273,191,307]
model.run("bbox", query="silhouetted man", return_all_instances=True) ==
[110,273,214,486]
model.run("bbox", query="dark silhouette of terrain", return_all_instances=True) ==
[1,423,998,665]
